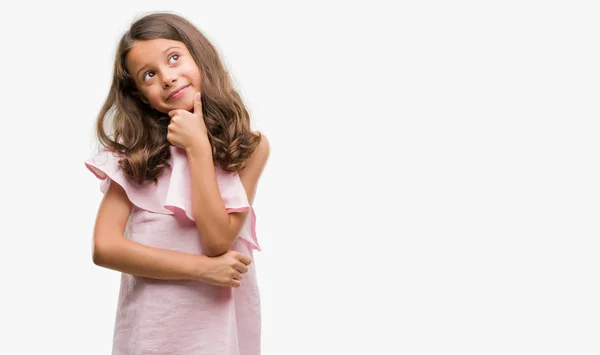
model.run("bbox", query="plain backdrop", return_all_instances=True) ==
[0,1,598,354]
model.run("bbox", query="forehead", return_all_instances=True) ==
[126,38,188,70]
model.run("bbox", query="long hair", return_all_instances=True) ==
[95,12,261,184]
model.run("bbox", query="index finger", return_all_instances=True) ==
[168,109,183,118]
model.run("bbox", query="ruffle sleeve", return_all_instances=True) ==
[84,145,260,251]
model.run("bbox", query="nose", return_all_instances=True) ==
[161,69,177,88]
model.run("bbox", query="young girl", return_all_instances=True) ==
[85,12,269,355]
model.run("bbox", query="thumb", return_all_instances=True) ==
[193,92,202,116]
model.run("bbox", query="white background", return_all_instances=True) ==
[0,1,598,354]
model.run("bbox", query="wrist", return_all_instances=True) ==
[191,254,212,281]
[186,138,211,158]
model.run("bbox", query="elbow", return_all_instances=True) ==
[202,240,234,257]
[92,239,115,266]
[92,245,105,266]
[92,242,107,266]
[196,222,234,257]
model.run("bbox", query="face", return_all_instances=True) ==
[125,38,202,113]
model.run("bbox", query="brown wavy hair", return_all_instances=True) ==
[95,12,261,185]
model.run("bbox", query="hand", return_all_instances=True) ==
[196,250,252,288]
[167,92,209,150]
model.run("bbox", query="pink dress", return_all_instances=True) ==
[85,146,261,355]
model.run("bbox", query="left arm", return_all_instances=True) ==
[186,133,270,256]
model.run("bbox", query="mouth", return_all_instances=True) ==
[166,84,191,101]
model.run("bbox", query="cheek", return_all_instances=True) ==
[145,89,162,105]
[185,64,202,87]
[195,73,202,88]
[195,68,202,85]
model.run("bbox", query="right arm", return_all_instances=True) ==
[92,180,251,287]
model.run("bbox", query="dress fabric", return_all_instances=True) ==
[85,146,261,355]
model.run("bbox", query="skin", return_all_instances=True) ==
[126,38,202,113]
[92,38,270,287]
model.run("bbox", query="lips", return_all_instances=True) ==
[166,85,190,101]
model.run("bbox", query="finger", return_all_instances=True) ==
[237,253,252,266]
[233,272,243,281]
[168,109,183,118]
[236,263,249,274]
[231,280,241,288]
[193,92,202,117]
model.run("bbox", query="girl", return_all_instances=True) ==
[85,12,269,355]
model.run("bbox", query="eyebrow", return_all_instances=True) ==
[135,46,183,79]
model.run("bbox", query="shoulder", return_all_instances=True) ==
[252,131,270,162]
[240,131,270,176]
[236,131,269,204]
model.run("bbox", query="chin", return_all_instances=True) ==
[180,101,195,112]
[170,98,195,111]
[156,103,192,113]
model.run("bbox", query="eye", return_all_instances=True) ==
[142,71,155,82]
[168,54,180,64]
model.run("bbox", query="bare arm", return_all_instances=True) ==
[92,180,250,286]
[186,132,270,256]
